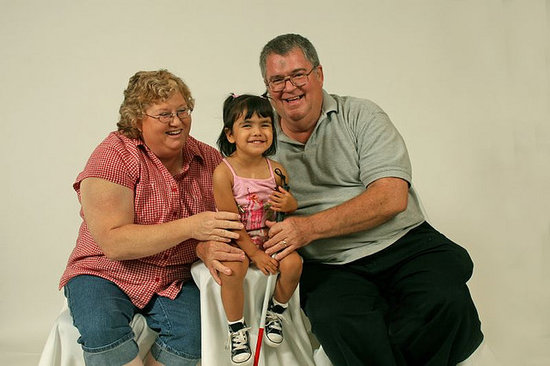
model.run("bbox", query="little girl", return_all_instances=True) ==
[213,94,303,365]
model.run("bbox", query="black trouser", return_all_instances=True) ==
[300,222,483,366]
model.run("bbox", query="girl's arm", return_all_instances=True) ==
[213,164,278,275]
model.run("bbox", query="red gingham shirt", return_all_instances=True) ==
[59,132,222,308]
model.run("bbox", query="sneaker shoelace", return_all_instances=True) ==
[266,310,283,333]
[227,326,252,353]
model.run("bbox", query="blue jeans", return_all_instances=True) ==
[65,275,201,366]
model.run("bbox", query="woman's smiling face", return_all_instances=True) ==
[140,92,191,164]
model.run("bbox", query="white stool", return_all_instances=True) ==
[190,261,322,366]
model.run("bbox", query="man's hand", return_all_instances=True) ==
[263,216,313,260]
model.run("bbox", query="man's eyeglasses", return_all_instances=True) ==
[145,108,192,124]
[266,66,318,92]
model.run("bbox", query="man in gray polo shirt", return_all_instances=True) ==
[261,33,483,366]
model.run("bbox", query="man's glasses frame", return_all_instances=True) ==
[266,65,319,93]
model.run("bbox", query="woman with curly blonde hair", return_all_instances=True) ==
[60,69,246,366]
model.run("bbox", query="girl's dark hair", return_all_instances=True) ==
[217,94,277,157]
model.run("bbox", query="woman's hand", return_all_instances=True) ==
[187,211,244,242]
[196,241,246,285]
[268,186,298,213]
[249,250,279,276]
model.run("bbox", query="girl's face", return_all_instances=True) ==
[225,110,273,158]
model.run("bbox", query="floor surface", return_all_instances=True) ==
[2,351,41,366]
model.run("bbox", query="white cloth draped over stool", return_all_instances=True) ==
[38,303,157,366]
[38,262,333,366]
[38,261,491,366]
[191,261,321,366]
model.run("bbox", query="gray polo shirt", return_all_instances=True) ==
[274,90,425,264]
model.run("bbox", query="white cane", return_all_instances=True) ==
[253,168,289,366]
[253,265,277,366]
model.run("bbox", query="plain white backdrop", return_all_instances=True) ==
[1,1,548,365]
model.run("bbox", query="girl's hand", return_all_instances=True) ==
[249,250,278,275]
[268,187,298,213]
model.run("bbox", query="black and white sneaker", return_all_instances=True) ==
[264,302,286,347]
[227,321,252,365]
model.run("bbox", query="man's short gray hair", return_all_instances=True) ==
[259,33,320,80]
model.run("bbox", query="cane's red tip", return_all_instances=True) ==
[253,328,265,366]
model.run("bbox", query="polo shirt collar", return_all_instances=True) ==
[321,89,338,117]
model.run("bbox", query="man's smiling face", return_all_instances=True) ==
[264,47,324,131]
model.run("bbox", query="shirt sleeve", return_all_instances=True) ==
[73,133,139,194]
[353,100,412,187]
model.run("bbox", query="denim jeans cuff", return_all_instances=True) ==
[151,340,200,366]
[83,335,139,366]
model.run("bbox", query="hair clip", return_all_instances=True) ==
[231,93,239,99]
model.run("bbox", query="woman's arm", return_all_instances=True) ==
[81,177,243,260]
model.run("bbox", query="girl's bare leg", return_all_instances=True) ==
[125,355,145,365]
[143,352,163,365]
[220,258,249,321]
[273,251,302,304]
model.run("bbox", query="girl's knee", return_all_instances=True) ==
[220,258,249,284]
[279,252,302,278]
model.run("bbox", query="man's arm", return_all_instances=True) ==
[264,177,408,259]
